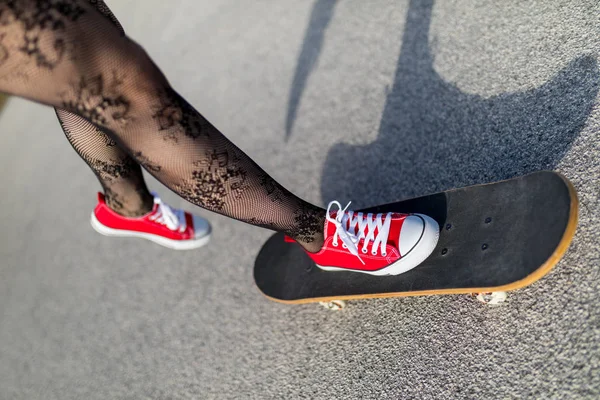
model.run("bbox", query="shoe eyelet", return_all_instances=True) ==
[371,251,377,256]
[333,242,338,247]
[342,244,347,249]
[382,252,387,257]
[362,248,368,254]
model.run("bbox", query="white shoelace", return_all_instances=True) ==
[148,196,187,232]
[326,201,393,265]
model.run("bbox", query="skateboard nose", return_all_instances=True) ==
[399,215,425,257]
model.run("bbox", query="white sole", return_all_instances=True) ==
[316,214,440,276]
[90,213,211,250]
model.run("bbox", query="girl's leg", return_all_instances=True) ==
[0,0,325,251]
[56,109,154,217]
[55,1,152,217]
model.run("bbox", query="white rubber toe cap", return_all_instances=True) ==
[398,215,425,257]
[192,215,211,239]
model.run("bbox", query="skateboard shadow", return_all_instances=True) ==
[290,0,598,206]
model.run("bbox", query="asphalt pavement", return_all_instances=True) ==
[0,0,599,398]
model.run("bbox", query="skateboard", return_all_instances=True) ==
[253,171,578,309]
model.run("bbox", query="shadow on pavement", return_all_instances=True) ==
[285,0,338,140]
[293,0,598,206]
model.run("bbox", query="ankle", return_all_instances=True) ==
[105,193,153,218]
[296,235,325,253]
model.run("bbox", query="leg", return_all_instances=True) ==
[0,0,325,251]
[55,1,152,217]
[56,109,154,216]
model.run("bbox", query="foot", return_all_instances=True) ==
[290,201,439,276]
[91,192,211,250]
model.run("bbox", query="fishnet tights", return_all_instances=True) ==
[55,0,153,217]
[0,0,326,251]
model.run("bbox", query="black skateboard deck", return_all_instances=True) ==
[253,171,578,304]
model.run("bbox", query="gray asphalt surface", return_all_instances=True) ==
[1,0,599,398]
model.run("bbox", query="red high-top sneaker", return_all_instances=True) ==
[90,192,211,250]
[293,201,439,276]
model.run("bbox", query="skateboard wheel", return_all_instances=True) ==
[319,300,346,310]
[472,291,507,305]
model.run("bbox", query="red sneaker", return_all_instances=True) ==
[90,192,211,250]
[296,201,439,276]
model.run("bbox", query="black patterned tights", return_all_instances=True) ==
[0,0,326,252]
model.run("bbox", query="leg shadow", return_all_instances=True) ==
[320,0,598,206]
[285,0,338,140]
